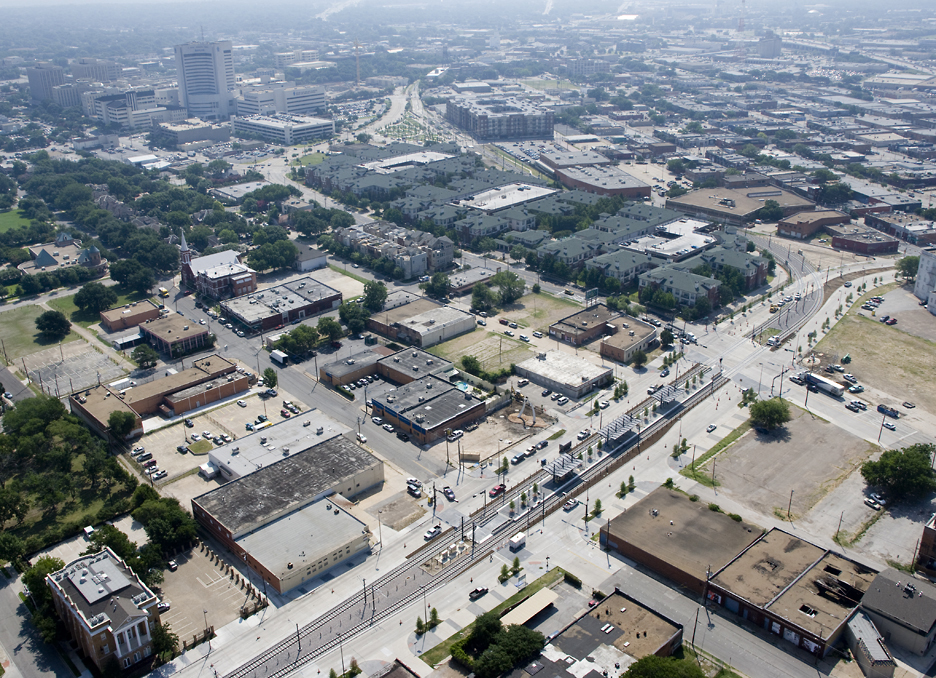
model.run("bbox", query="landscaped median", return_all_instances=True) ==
[680,420,751,488]
[419,567,564,667]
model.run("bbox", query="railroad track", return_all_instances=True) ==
[223,366,723,678]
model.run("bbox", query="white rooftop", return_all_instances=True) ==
[462,182,556,212]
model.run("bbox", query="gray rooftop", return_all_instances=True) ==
[515,350,612,388]
[221,276,340,325]
[322,346,395,379]
[374,375,482,430]
[862,569,936,635]
[558,165,650,191]
[378,348,452,378]
[196,433,380,538]
[398,305,474,337]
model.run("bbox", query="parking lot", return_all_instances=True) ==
[34,513,148,565]
[156,546,253,641]
[126,387,309,489]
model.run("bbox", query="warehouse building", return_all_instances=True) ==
[68,355,246,439]
[666,188,814,226]
[319,346,398,386]
[554,165,651,199]
[377,349,454,385]
[514,350,612,399]
[193,416,383,594]
[367,296,441,340]
[777,210,850,239]
[370,375,485,443]
[220,277,342,333]
[601,487,762,596]
[394,305,476,348]
[99,299,161,333]
[827,225,901,255]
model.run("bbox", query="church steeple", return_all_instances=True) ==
[179,231,191,266]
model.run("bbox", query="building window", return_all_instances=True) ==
[133,651,141,663]
[117,633,125,647]
[123,658,132,668]
[144,646,152,657]
[101,645,110,656]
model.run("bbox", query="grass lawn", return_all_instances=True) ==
[295,153,327,166]
[0,305,82,359]
[188,439,213,455]
[420,567,564,667]
[327,264,372,286]
[47,286,154,328]
[0,209,29,233]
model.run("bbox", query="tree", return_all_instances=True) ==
[861,444,936,500]
[757,199,783,222]
[472,283,498,312]
[23,555,65,610]
[461,355,482,376]
[749,397,791,430]
[131,344,160,369]
[127,267,156,294]
[362,280,388,313]
[74,281,118,314]
[108,410,137,439]
[424,273,451,299]
[0,532,25,564]
[631,350,647,368]
[818,182,852,205]
[623,655,705,678]
[317,316,343,342]
[35,310,70,340]
[490,271,525,305]
[151,622,179,662]
[659,329,674,348]
[896,256,919,282]
[263,367,278,388]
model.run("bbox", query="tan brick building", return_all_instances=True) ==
[99,299,161,332]
[46,547,161,672]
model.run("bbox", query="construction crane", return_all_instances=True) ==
[735,0,747,61]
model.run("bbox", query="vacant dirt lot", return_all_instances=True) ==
[430,329,536,372]
[700,407,876,519]
[812,313,936,413]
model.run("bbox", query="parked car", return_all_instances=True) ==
[237,399,247,407]
[382,424,394,432]
[542,389,552,397]
[846,403,860,412]
[599,400,609,409]
[184,419,194,428]
[886,318,897,325]
[176,445,190,454]
[157,601,171,613]
[557,396,569,405]
[396,431,410,442]
[167,560,178,571]
[848,385,865,394]
[142,459,157,469]
[489,484,506,498]
[789,376,804,385]
[504,330,514,337]
[408,485,422,498]
[152,470,168,480]
[511,453,525,464]
[864,498,881,511]
[707,424,717,433]
[356,432,367,444]
[372,417,383,425]
[883,421,896,431]
[280,409,291,418]
[406,478,422,487]
[843,374,857,383]
[563,498,579,511]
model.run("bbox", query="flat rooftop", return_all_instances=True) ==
[206,410,349,480]
[550,304,619,339]
[221,276,341,325]
[236,496,369,582]
[540,150,611,168]
[398,305,474,337]
[463,183,556,213]
[99,299,159,326]
[211,180,270,200]
[378,348,452,378]
[373,297,442,327]
[448,267,496,289]
[374,375,482,430]
[601,316,657,350]
[71,383,139,426]
[359,151,453,174]
[780,210,848,225]
[667,187,813,218]
[607,487,761,579]
[142,314,210,345]
[558,165,650,191]
[321,346,397,379]
[624,232,713,258]
[196,431,378,537]
[516,350,612,388]
[125,355,235,406]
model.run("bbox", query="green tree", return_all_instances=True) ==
[263,367,278,388]
[108,410,137,439]
[757,200,783,222]
[74,281,118,314]
[34,310,70,340]
[415,616,425,634]
[472,283,498,312]
[0,532,26,564]
[424,273,451,299]
[23,555,65,611]
[749,397,791,429]
[317,316,343,342]
[861,444,936,501]
[461,355,482,376]
[152,622,179,662]
[362,280,388,313]
[896,256,919,282]
[659,329,674,348]
[631,350,647,368]
[429,607,440,628]
[490,271,525,305]
[623,655,706,678]
[338,301,368,334]
[131,344,160,369]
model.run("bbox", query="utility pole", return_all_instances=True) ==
[787,490,794,521]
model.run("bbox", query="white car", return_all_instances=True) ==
[372,416,383,425]
[599,401,609,409]
[356,432,367,443]
[190,434,200,441]
[237,400,247,407]
[883,421,896,431]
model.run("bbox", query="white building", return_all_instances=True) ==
[915,247,936,315]
[235,84,325,117]
[231,114,334,145]
[174,40,237,120]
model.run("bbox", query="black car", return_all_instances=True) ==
[789,376,804,385]
[396,431,410,442]
[541,389,551,397]
[443,486,456,501]
[176,445,190,454]
[184,419,194,428]
[469,587,489,600]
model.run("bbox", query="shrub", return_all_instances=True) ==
[563,570,582,588]
[728,513,743,522]
[708,503,721,513]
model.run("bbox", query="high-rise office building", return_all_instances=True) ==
[26,62,65,102]
[72,58,120,82]
[174,40,236,120]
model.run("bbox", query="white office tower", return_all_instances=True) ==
[174,40,236,120]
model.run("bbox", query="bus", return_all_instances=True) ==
[254,421,273,432]
[158,287,169,298]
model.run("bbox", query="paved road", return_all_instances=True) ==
[0,576,73,678]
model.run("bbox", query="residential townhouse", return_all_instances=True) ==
[638,266,721,307]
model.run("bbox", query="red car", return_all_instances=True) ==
[280,409,292,418]
[489,484,506,498]
[886,318,897,325]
